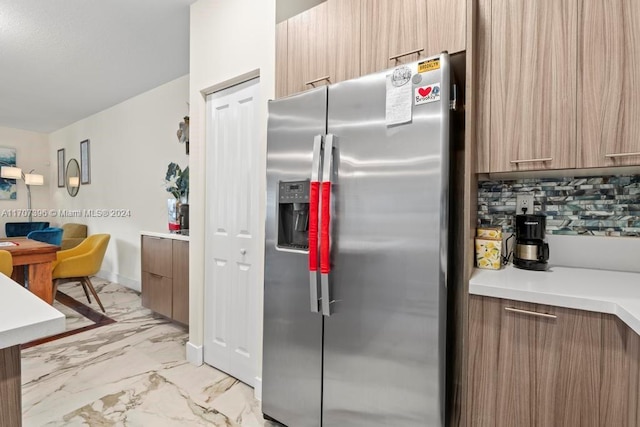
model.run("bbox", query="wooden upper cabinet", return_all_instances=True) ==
[328,0,361,84]
[277,0,463,98]
[361,0,465,76]
[578,0,640,168]
[425,0,466,56]
[287,2,330,96]
[489,0,577,172]
[476,0,491,173]
[275,21,288,99]
[283,0,361,97]
[361,0,427,74]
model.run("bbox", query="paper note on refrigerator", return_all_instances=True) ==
[385,67,413,126]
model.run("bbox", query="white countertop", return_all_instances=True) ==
[0,275,65,349]
[141,231,190,241]
[470,265,640,335]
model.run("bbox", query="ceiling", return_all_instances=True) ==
[276,0,324,23]
[0,0,197,133]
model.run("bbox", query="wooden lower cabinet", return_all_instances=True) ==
[0,346,21,427]
[141,235,189,325]
[468,295,640,427]
[171,240,189,325]
[141,272,173,318]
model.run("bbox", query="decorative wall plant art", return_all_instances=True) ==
[0,147,17,200]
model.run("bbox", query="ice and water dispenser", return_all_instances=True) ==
[278,180,310,250]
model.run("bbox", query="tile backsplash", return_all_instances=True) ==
[477,175,640,237]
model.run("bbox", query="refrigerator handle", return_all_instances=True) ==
[320,134,334,316]
[308,134,323,313]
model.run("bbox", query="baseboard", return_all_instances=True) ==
[254,376,262,401]
[96,270,140,292]
[186,341,203,366]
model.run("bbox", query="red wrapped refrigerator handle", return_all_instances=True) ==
[308,181,320,272]
[320,181,331,274]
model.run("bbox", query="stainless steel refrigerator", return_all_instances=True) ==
[263,53,451,427]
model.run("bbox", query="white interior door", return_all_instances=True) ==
[204,78,260,386]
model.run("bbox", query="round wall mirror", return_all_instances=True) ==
[66,158,80,197]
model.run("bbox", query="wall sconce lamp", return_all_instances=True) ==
[0,164,45,222]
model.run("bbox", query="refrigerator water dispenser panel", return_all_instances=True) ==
[277,180,310,250]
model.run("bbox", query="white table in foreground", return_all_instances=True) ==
[470,264,640,335]
[0,274,65,427]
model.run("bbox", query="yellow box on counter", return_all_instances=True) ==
[476,226,503,240]
[475,238,502,270]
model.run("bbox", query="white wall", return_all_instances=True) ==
[189,0,276,392]
[48,75,190,290]
[0,126,51,231]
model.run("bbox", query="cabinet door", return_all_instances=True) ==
[490,0,577,172]
[534,304,600,427]
[361,0,427,74]
[476,0,491,173]
[287,2,329,95]
[425,0,466,56]
[328,0,361,84]
[172,240,189,326]
[468,295,501,427]
[578,0,640,167]
[600,315,640,426]
[494,300,538,427]
[141,272,173,318]
[275,21,288,99]
[469,296,601,427]
[141,236,173,277]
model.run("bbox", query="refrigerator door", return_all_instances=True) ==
[322,56,450,426]
[263,87,327,427]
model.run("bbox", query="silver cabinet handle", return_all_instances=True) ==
[305,76,330,87]
[389,48,424,61]
[504,306,557,319]
[240,248,246,255]
[605,152,640,158]
[510,158,553,164]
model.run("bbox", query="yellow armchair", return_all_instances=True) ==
[52,234,110,312]
[61,223,88,250]
[0,250,12,277]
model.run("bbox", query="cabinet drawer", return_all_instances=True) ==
[141,235,173,277]
[141,271,173,318]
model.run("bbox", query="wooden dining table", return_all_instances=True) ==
[0,237,59,304]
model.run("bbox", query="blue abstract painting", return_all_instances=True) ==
[0,147,17,200]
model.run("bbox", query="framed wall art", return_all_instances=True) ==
[0,147,17,200]
[80,139,91,184]
[57,148,65,188]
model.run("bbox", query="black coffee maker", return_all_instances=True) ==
[514,214,549,271]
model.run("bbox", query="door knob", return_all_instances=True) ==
[240,248,247,255]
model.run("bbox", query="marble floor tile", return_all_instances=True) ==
[52,298,95,331]
[22,279,275,427]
